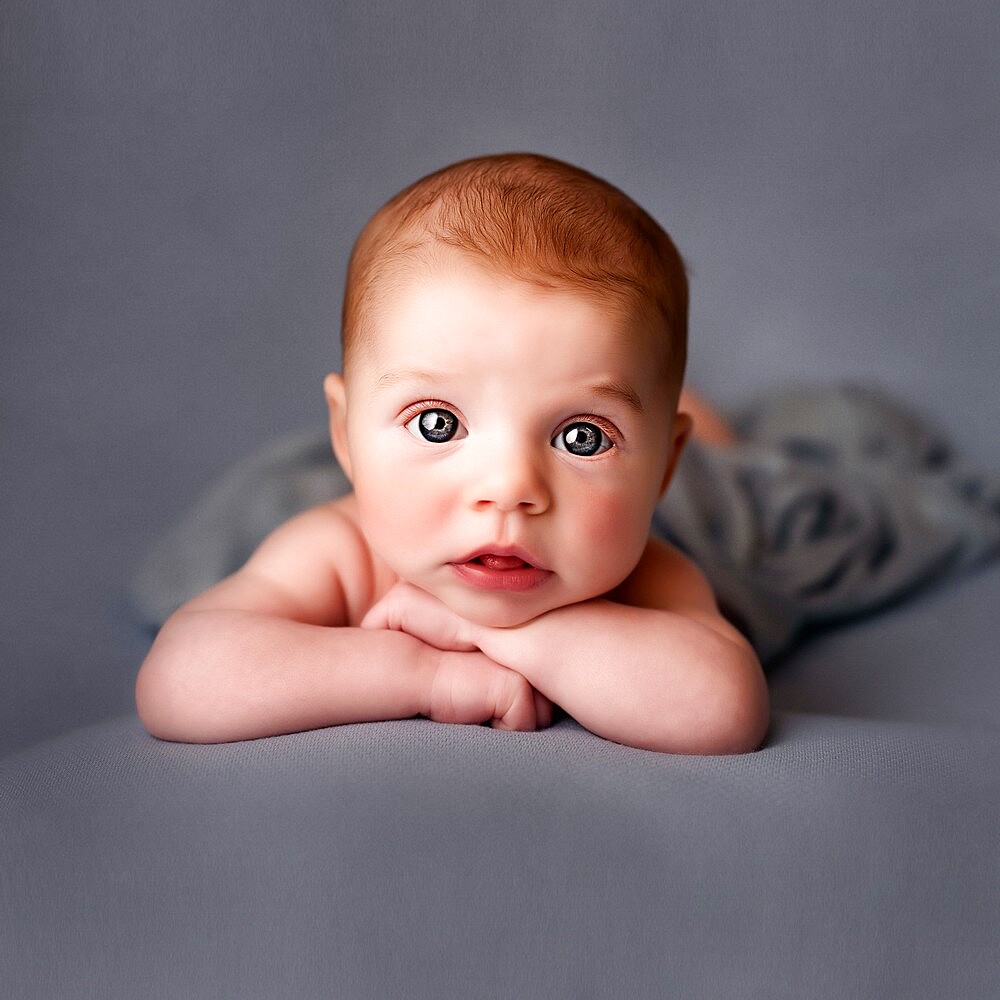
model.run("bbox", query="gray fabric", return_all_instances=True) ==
[128,382,1000,666]
[658,382,1000,662]
[3,712,999,1000]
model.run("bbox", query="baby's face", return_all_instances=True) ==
[333,256,689,627]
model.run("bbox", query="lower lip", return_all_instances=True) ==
[450,561,553,593]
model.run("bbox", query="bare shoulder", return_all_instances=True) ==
[181,494,389,627]
[612,536,750,647]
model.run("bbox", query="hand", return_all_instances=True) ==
[362,581,481,652]
[424,648,555,732]
[363,582,555,731]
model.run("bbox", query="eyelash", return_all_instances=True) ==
[398,401,621,448]
[398,399,460,425]
[556,414,619,443]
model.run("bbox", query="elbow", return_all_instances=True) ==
[135,618,226,744]
[135,667,184,743]
[135,646,201,743]
[136,666,228,744]
[695,647,770,755]
[645,643,769,756]
[703,696,770,756]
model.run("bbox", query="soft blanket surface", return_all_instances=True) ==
[130,382,1000,665]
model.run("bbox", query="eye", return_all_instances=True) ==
[405,407,465,443]
[552,421,614,457]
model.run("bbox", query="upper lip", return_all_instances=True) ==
[453,544,547,570]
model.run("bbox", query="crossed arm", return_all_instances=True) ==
[137,506,768,754]
[362,544,769,755]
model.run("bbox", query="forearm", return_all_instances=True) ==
[136,609,432,743]
[473,601,769,754]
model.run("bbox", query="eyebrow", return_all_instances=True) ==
[586,379,645,414]
[375,369,447,390]
[374,369,644,414]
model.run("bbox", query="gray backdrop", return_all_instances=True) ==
[2,0,998,754]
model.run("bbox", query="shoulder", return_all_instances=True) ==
[612,536,713,609]
[612,537,749,647]
[183,494,395,627]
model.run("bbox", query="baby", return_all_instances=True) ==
[136,153,769,754]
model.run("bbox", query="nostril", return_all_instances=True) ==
[470,457,551,513]
[473,495,548,514]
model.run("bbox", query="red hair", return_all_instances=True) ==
[341,152,688,393]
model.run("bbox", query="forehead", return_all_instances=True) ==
[354,254,663,380]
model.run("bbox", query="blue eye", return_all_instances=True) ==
[405,408,464,443]
[552,421,613,457]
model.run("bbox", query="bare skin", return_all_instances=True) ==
[678,387,738,446]
[136,262,766,754]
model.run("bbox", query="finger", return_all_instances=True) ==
[360,604,389,631]
[532,689,554,730]
[361,581,417,631]
[490,673,537,732]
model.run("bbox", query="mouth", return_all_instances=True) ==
[450,547,553,593]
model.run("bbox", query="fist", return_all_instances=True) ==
[365,581,556,732]
[425,648,555,732]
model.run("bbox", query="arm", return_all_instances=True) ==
[136,504,548,743]
[137,608,432,744]
[365,540,769,755]
[475,599,767,755]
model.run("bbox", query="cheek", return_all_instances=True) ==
[572,482,653,567]
[353,457,455,552]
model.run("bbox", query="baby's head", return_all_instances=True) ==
[340,152,688,407]
[327,153,693,627]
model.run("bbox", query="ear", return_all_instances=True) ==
[657,410,693,498]
[323,372,353,482]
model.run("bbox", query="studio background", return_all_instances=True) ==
[2,0,998,753]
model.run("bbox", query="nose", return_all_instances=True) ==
[470,438,551,515]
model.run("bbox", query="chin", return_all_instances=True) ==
[446,595,547,630]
